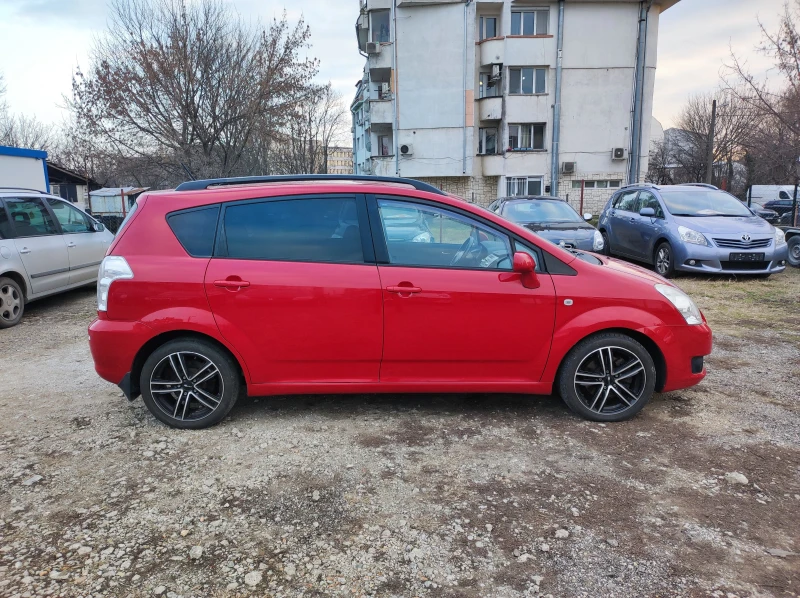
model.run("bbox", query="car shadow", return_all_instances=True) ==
[24,285,96,317]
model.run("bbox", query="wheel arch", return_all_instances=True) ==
[553,327,667,393]
[651,236,672,265]
[0,270,29,299]
[129,330,247,400]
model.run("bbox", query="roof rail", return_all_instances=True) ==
[682,183,719,190]
[174,175,446,196]
[0,187,47,194]
[619,182,660,190]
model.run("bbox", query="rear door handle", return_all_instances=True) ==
[67,242,77,248]
[19,247,30,254]
[214,279,250,289]
[386,285,422,293]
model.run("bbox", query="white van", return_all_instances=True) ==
[750,185,796,203]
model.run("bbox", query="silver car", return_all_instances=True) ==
[0,189,115,328]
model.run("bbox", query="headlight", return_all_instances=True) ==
[677,225,709,246]
[592,230,605,251]
[97,256,133,312]
[411,232,433,243]
[655,284,703,325]
[775,228,786,247]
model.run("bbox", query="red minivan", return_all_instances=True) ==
[88,176,712,429]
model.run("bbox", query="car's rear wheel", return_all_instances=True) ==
[600,231,611,256]
[557,333,656,422]
[654,241,675,278]
[788,235,800,268]
[0,277,24,329]
[140,339,240,429]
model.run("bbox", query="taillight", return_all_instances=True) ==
[97,256,133,312]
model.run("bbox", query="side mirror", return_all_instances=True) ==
[639,207,655,217]
[583,213,593,221]
[93,221,106,232]
[512,252,540,289]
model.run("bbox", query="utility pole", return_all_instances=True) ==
[705,99,717,185]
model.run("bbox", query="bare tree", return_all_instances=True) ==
[646,139,674,185]
[69,0,319,185]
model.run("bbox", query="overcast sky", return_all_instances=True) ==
[0,0,787,133]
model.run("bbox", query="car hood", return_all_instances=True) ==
[672,214,774,234]
[600,255,671,286]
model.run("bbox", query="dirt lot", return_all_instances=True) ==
[1,268,798,598]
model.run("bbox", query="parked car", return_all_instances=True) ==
[778,210,798,227]
[489,196,604,252]
[88,175,712,429]
[762,199,796,217]
[750,185,796,208]
[598,184,788,278]
[745,202,779,224]
[0,189,114,328]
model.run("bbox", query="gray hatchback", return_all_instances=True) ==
[598,184,788,277]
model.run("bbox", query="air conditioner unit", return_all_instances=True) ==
[611,147,627,161]
[380,82,391,98]
[366,42,381,54]
[400,143,413,156]
[562,161,576,174]
[490,63,502,82]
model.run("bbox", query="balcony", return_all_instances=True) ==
[366,0,392,9]
[477,96,502,121]
[369,99,393,125]
[367,43,392,81]
[398,0,463,5]
[371,156,396,176]
[480,154,504,176]
[479,38,504,67]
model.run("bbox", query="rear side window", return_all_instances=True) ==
[0,203,12,238]
[168,206,220,257]
[222,197,364,263]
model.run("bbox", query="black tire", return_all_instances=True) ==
[654,241,675,278]
[788,235,800,268]
[600,231,611,256]
[0,276,24,329]
[557,333,656,422]
[140,338,240,429]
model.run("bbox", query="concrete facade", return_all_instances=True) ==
[352,0,677,210]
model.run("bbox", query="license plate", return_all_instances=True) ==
[729,252,765,262]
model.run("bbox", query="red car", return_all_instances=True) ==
[88,175,712,429]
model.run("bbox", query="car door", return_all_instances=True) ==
[606,190,640,257]
[6,197,70,295]
[370,196,557,384]
[45,197,109,284]
[624,191,664,261]
[204,194,383,384]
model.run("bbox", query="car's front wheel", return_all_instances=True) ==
[140,338,240,429]
[0,277,24,329]
[788,235,800,268]
[557,333,656,422]
[654,241,675,278]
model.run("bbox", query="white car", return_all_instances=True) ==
[0,188,115,328]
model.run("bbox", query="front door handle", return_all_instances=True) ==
[386,285,422,294]
[19,247,30,254]
[67,242,77,248]
[214,279,251,289]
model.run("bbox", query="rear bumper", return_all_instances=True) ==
[88,317,154,392]
[651,321,713,393]
[673,242,788,275]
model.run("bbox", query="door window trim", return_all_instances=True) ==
[212,193,375,265]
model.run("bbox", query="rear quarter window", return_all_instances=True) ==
[167,205,220,257]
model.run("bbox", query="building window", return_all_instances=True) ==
[372,10,391,43]
[571,180,623,189]
[508,124,545,151]
[506,176,543,197]
[511,10,549,35]
[479,73,501,98]
[378,135,391,156]
[479,16,498,40]
[508,67,546,94]
[478,128,497,155]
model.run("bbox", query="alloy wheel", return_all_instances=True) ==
[0,284,21,324]
[573,346,646,415]
[149,351,224,422]
[656,246,671,275]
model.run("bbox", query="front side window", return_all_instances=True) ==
[5,198,59,237]
[506,176,543,197]
[478,127,497,155]
[377,199,512,270]
[614,191,639,212]
[509,67,546,94]
[636,191,664,218]
[510,10,549,35]
[779,191,791,200]
[47,198,94,233]
[479,16,498,40]
[508,123,546,150]
[223,197,364,264]
[372,10,391,43]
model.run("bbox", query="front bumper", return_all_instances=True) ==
[673,242,788,275]
[650,321,713,393]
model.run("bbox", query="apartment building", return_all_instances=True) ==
[352,0,679,213]
[327,146,354,175]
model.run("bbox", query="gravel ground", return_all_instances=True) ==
[1,268,798,598]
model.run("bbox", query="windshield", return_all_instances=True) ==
[503,200,583,223]
[661,189,753,217]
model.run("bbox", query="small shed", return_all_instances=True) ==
[0,145,49,192]
[88,187,149,217]
[47,162,101,211]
